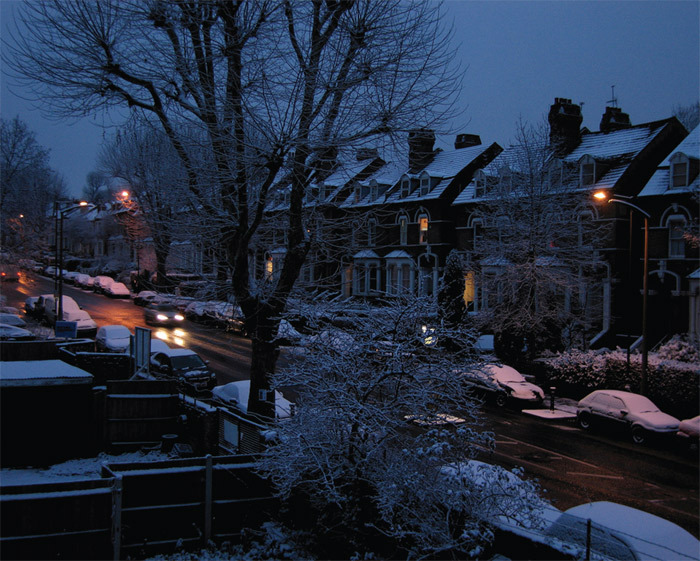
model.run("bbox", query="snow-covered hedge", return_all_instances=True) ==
[541,346,699,418]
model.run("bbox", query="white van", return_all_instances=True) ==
[44,295,98,337]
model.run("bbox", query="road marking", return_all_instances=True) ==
[567,472,624,480]
[495,437,601,470]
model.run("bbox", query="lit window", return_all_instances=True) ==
[265,256,274,280]
[419,215,429,244]
[399,216,408,245]
[668,217,686,257]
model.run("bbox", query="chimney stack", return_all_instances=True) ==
[408,128,436,171]
[454,134,481,149]
[548,97,583,154]
[600,106,632,133]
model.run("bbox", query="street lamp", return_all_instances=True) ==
[594,191,650,395]
[54,200,90,322]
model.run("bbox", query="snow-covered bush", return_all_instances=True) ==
[256,296,547,559]
[656,334,699,363]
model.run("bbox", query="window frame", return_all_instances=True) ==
[579,155,596,187]
[668,215,687,258]
[418,214,429,245]
[670,153,689,189]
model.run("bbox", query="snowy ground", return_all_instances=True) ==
[0,450,171,485]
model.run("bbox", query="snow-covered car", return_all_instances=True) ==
[184,301,207,321]
[0,306,21,315]
[460,364,544,408]
[105,282,131,298]
[74,273,95,289]
[144,303,185,326]
[95,325,132,353]
[0,324,36,341]
[0,313,27,328]
[63,271,80,284]
[212,380,294,419]
[677,415,700,450]
[149,348,217,393]
[576,390,680,444]
[92,275,115,294]
[133,290,159,306]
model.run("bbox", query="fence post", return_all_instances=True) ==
[204,454,213,544]
[585,518,591,561]
[112,474,123,561]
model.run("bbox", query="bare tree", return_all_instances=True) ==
[257,296,545,558]
[81,171,109,205]
[468,120,607,362]
[5,0,462,417]
[0,116,66,259]
[673,100,700,131]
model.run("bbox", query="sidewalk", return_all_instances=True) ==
[522,396,578,421]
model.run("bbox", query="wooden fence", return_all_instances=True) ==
[0,455,276,561]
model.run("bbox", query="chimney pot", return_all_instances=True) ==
[600,106,632,132]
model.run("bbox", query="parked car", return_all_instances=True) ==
[24,296,41,317]
[459,364,544,408]
[133,290,159,306]
[74,273,95,289]
[0,306,21,315]
[184,301,207,321]
[105,282,131,298]
[93,275,115,294]
[63,271,80,284]
[42,295,82,326]
[576,390,680,444]
[0,324,36,341]
[212,380,294,419]
[95,324,132,353]
[144,303,185,326]
[677,415,700,450]
[0,313,27,328]
[149,348,217,393]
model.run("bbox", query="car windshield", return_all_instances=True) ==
[622,394,660,413]
[170,354,206,370]
[156,304,176,311]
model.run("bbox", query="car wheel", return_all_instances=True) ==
[631,426,646,445]
[495,393,507,407]
[578,411,592,430]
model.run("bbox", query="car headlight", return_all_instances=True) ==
[156,314,168,321]
[174,314,184,321]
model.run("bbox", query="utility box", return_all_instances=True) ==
[0,360,95,467]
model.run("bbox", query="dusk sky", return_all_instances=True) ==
[1,0,698,196]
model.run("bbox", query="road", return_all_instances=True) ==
[4,273,252,383]
[3,272,699,538]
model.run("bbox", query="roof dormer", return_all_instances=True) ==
[579,154,596,187]
[669,152,699,190]
[400,174,411,199]
[369,179,379,202]
[419,171,431,196]
[473,170,487,198]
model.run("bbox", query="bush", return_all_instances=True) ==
[541,348,699,418]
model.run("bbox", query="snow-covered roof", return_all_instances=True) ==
[639,124,700,197]
[0,360,93,387]
[383,144,492,205]
[564,121,668,161]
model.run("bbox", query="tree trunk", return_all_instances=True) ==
[246,304,281,419]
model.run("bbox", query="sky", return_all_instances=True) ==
[1,0,698,196]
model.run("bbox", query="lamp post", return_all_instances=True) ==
[594,192,650,395]
[54,200,89,322]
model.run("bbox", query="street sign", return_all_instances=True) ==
[54,321,77,339]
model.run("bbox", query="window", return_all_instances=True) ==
[580,155,595,186]
[400,176,410,198]
[463,270,475,312]
[353,262,380,295]
[472,219,483,252]
[499,167,512,191]
[474,171,486,198]
[577,210,594,248]
[387,262,413,295]
[265,256,274,280]
[548,159,563,189]
[418,215,429,245]
[370,180,378,201]
[399,216,408,245]
[367,219,376,247]
[419,172,430,196]
[668,216,686,257]
[670,154,689,188]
